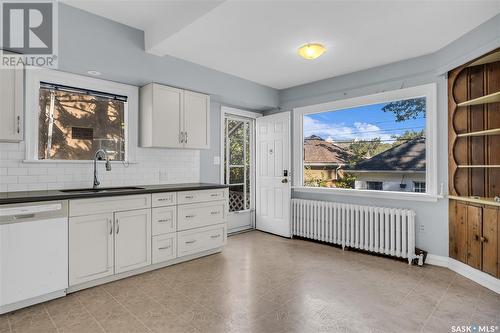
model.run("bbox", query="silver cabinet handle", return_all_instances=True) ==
[116,220,120,234]
[157,218,171,223]
[158,245,171,250]
[185,240,196,244]
[158,197,171,202]
[13,214,35,220]
[211,211,220,215]
[109,219,113,235]
[211,234,221,239]
[185,132,188,143]
[210,193,219,197]
[185,195,194,199]
[185,214,195,218]
[16,116,20,134]
[179,132,184,143]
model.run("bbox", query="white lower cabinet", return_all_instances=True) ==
[69,213,114,286]
[177,224,227,257]
[114,209,152,274]
[152,233,177,264]
[67,189,227,288]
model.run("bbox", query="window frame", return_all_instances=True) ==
[24,67,138,163]
[292,83,439,202]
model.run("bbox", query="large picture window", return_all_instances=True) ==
[293,83,437,200]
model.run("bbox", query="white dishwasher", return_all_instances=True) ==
[0,201,68,314]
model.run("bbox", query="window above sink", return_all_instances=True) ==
[24,68,139,164]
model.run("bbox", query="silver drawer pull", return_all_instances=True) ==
[13,214,35,220]
[158,198,171,201]
[185,195,194,199]
[158,246,171,250]
[157,218,171,223]
[185,214,196,218]
[210,211,220,215]
[185,240,196,244]
[210,234,221,239]
[210,193,219,197]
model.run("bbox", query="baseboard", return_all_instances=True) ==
[0,290,66,314]
[426,254,500,294]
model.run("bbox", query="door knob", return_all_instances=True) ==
[281,178,288,183]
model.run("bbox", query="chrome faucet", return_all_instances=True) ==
[93,149,112,189]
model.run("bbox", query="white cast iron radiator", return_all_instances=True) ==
[292,199,417,264]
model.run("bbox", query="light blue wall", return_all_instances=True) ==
[57,4,279,111]
[57,4,273,185]
[272,14,500,257]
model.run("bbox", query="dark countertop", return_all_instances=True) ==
[0,183,229,205]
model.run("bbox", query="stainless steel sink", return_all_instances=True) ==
[60,186,145,194]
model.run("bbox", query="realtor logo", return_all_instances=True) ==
[2,1,52,53]
[1,0,57,68]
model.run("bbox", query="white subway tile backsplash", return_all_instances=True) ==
[0,142,200,192]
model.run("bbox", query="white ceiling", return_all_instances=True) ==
[65,1,500,89]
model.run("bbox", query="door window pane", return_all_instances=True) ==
[229,167,244,184]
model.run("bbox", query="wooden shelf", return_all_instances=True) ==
[457,91,500,107]
[457,165,500,168]
[467,51,500,67]
[449,195,500,207]
[457,128,500,137]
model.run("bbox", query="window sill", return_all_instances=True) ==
[25,159,136,165]
[292,186,442,202]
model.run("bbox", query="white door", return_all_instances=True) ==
[152,84,183,148]
[256,112,291,237]
[69,213,114,286]
[184,90,210,149]
[114,209,151,274]
[0,67,23,142]
[223,115,254,233]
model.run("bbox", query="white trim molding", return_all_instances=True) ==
[24,67,139,163]
[426,254,500,294]
[292,83,438,202]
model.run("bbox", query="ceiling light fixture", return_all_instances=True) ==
[297,43,326,60]
[87,70,101,76]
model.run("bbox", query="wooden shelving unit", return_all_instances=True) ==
[449,195,500,207]
[448,48,500,280]
[457,91,500,107]
[457,128,500,137]
[457,165,500,168]
[466,50,500,67]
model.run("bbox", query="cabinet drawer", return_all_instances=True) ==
[70,195,151,217]
[177,189,227,205]
[152,233,177,264]
[152,206,176,236]
[152,192,177,207]
[177,224,226,257]
[177,201,226,231]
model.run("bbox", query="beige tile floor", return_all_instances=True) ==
[0,230,499,333]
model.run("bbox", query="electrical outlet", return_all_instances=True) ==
[419,224,425,232]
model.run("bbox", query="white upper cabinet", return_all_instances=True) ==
[0,68,23,142]
[140,83,210,149]
[183,90,210,149]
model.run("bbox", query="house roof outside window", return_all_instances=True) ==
[345,138,426,172]
[304,135,351,166]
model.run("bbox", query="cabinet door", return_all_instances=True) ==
[482,207,498,277]
[0,67,23,141]
[183,90,210,149]
[450,200,468,263]
[153,84,183,148]
[466,205,482,270]
[114,209,151,274]
[69,213,114,286]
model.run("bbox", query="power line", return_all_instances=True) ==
[305,126,425,136]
